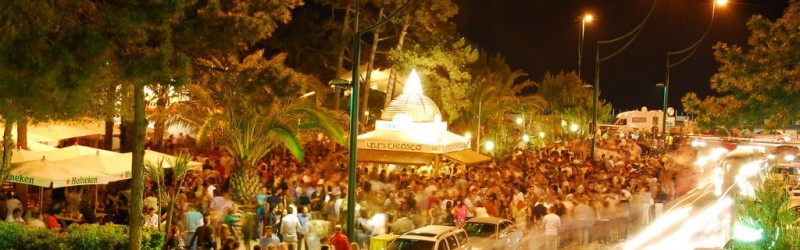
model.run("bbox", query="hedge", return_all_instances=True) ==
[0,222,164,250]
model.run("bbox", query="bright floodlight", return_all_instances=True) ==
[516,117,523,125]
[716,0,728,6]
[570,123,579,132]
[485,141,495,151]
[403,69,423,94]
[583,14,593,23]
[784,155,796,162]
[464,132,472,140]
[539,131,546,138]
[522,134,530,142]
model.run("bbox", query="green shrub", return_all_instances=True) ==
[66,224,128,250]
[0,222,164,250]
[0,222,66,250]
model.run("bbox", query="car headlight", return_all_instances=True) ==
[768,154,776,160]
[784,155,796,162]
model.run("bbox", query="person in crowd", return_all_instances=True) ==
[5,193,22,222]
[573,197,596,245]
[144,207,159,229]
[451,198,468,227]
[184,206,205,249]
[10,208,25,224]
[79,201,98,224]
[298,206,311,249]
[191,217,216,250]
[543,206,562,250]
[29,211,46,228]
[329,225,350,250]
[261,225,282,249]
[281,206,301,250]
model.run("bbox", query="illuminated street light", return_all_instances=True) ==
[716,0,728,6]
[570,123,579,132]
[561,120,567,127]
[539,131,546,138]
[516,117,523,125]
[464,132,472,140]
[485,141,495,151]
[579,13,593,78]
[522,134,530,142]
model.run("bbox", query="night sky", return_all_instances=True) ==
[455,0,788,113]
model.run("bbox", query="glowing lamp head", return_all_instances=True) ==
[485,141,495,151]
[539,132,546,138]
[716,0,728,6]
[570,123,579,132]
[522,135,530,142]
[516,117,523,125]
[464,132,472,140]
[583,14,593,23]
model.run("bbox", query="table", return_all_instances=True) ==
[55,215,82,226]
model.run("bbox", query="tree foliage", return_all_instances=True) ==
[537,71,613,135]
[390,38,479,122]
[731,176,800,249]
[173,51,345,204]
[683,0,800,129]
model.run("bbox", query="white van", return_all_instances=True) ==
[606,109,667,134]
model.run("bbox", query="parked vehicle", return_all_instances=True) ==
[463,217,523,250]
[385,225,472,250]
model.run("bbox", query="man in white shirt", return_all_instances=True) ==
[281,207,301,250]
[543,207,562,250]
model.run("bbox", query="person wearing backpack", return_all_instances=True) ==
[191,217,217,250]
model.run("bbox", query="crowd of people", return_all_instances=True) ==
[0,131,698,250]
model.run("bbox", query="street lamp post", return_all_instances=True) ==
[579,14,593,78]
[344,0,412,239]
[591,0,658,163]
[661,0,725,141]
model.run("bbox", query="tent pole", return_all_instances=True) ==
[39,187,43,214]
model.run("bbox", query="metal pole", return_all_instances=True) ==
[579,19,585,78]
[591,46,599,163]
[346,0,360,239]
[662,63,669,142]
[476,100,481,152]
[346,0,412,239]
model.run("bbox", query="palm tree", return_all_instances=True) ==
[171,51,345,204]
[455,53,546,159]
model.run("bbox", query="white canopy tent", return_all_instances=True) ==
[6,159,109,188]
[39,145,119,161]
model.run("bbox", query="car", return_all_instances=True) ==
[385,225,471,250]
[463,217,523,250]
[767,145,800,163]
[753,130,792,143]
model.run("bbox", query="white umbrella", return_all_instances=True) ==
[6,159,109,188]
[41,145,119,161]
[10,149,45,163]
[109,150,202,171]
[53,154,132,182]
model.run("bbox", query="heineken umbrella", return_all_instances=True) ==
[109,150,202,171]
[41,145,119,161]
[7,159,109,188]
[10,149,45,163]
[53,154,132,182]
